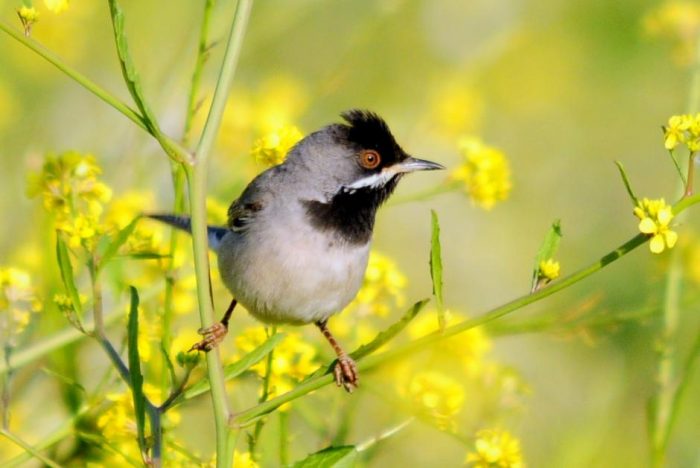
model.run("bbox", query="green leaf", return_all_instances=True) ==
[41,367,87,395]
[182,332,285,401]
[107,0,160,134]
[98,216,141,271]
[292,446,357,468]
[429,210,445,330]
[127,252,172,260]
[614,161,640,204]
[531,220,563,290]
[126,286,147,454]
[55,235,83,318]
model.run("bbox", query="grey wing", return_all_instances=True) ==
[227,171,276,233]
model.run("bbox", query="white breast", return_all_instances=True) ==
[217,220,370,325]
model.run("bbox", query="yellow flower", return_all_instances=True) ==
[0,267,41,342]
[634,198,678,254]
[44,0,70,14]
[408,310,491,376]
[234,327,319,408]
[663,114,691,150]
[251,125,303,167]
[17,6,39,34]
[644,1,700,65]
[403,371,465,431]
[466,428,525,468]
[538,259,560,281]
[452,137,512,210]
[56,213,101,249]
[428,81,483,137]
[349,251,407,318]
[233,451,259,468]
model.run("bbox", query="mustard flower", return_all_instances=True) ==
[0,267,41,344]
[17,6,39,35]
[404,371,465,431]
[351,251,407,317]
[538,259,560,281]
[234,327,319,406]
[634,198,678,253]
[466,428,525,468]
[644,1,700,65]
[452,137,512,210]
[251,125,303,167]
[663,114,691,150]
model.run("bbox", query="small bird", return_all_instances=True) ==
[150,110,443,392]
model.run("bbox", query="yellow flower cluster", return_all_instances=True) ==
[28,151,112,249]
[428,80,483,137]
[234,327,319,405]
[466,428,525,468]
[644,1,700,65]
[634,198,678,254]
[44,0,70,14]
[351,252,407,317]
[538,258,560,281]
[0,267,41,343]
[251,125,303,167]
[404,371,465,431]
[662,114,700,151]
[452,137,512,210]
[17,6,39,34]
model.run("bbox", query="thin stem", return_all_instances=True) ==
[250,329,275,459]
[0,21,147,131]
[0,430,62,468]
[232,194,700,424]
[279,411,289,466]
[686,152,696,197]
[188,1,253,466]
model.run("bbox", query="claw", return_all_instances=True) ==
[333,354,358,393]
[189,322,228,352]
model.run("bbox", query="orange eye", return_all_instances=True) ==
[359,150,381,169]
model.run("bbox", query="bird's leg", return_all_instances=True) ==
[316,319,358,392]
[190,298,237,352]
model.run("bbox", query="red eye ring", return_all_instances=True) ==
[359,149,381,169]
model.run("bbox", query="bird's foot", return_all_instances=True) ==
[190,322,228,352]
[333,354,358,393]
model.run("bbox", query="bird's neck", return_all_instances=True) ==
[303,180,398,245]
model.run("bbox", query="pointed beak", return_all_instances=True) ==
[392,156,446,174]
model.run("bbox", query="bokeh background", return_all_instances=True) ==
[1,0,700,466]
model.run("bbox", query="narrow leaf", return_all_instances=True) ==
[98,216,140,270]
[55,235,83,317]
[429,210,445,330]
[292,446,357,468]
[127,286,147,454]
[614,161,640,204]
[41,367,87,395]
[531,220,563,291]
[183,332,285,401]
[666,150,687,186]
[107,0,160,133]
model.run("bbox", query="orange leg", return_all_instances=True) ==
[316,319,358,392]
[190,298,237,352]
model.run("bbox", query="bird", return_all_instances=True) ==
[149,110,444,392]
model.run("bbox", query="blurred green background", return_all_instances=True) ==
[1,0,700,466]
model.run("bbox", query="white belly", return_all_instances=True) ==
[217,226,370,325]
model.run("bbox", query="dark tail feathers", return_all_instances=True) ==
[146,214,228,251]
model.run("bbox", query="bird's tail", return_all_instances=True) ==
[146,214,228,251]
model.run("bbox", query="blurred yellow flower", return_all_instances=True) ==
[429,81,483,137]
[663,114,691,150]
[56,212,101,249]
[644,1,700,65]
[408,310,491,377]
[452,137,511,210]
[350,251,407,317]
[234,327,319,407]
[44,0,70,14]
[251,125,303,167]
[233,451,259,468]
[0,267,41,343]
[466,428,525,468]
[404,371,465,431]
[538,259,560,281]
[256,76,308,132]
[634,198,678,254]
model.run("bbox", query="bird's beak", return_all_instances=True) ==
[391,156,445,174]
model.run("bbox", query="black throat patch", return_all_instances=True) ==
[303,177,400,245]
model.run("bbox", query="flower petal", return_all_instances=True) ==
[650,235,665,254]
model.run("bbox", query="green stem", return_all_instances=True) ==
[187,1,253,466]
[250,328,275,460]
[233,195,700,424]
[0,21,147,131]
[0,430,62,468]
[279,411,289,465]
[686,153,696,197]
